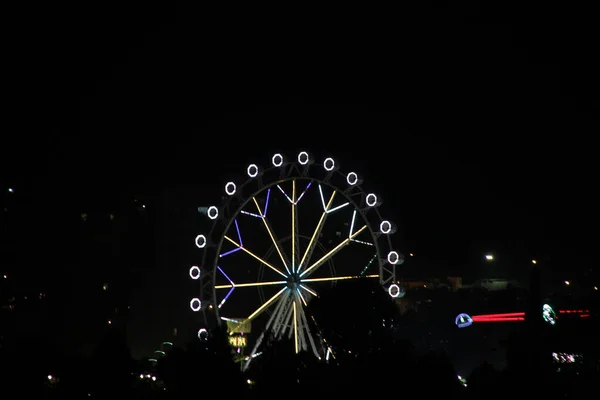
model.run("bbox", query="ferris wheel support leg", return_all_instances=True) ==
[265,290,290,331]
[242,290,290,371]
[270,294,291,338]
[298,302,320,358]
[293,294,308,352]
[278,299,295,338]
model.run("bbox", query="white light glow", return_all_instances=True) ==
[272,153,283,167]
[190,298,202,311]
[323,157,335,171]
[189,266,201,280]
[366,193,378,207]
[388,284,401,298]
[380,220,392,234]
[298,151,310,165]
[197,328,207,339]
[207,206,218,220]
[347,172,358,185]
[195,234,207,248]
[247,164,259,178]
[225,182,236,196]
[387,251,400,265]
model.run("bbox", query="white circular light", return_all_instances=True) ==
[298,151,310,165]
[198,328,208,340]
[189,266,201,280]
[347,172,358,185]
[207,206,218,220]
[247,164,259,178]
[225,182,236,196]
[388,284,401,298]
[195,234,207,248]
[323,157,335,171]
[380,220,392,234]
[272,153,284,167]
[387,251,400,265]
[190,298,202,312]
[366,193,378,207]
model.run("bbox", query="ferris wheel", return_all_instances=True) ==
[189,151,404,368]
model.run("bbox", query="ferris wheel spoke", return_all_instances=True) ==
[293,293,308,352]
[292,300,299,354]
[223,235,288,278]
[252,197,292,275]
[214,280,287,289]
[296,190,336,274]
[247,286,287,321]
[299,224,368,278]
[299,284,318,297]
[301,274,378,283]
[291,179,298,272]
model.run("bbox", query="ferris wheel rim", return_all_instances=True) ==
[193,152,403,362]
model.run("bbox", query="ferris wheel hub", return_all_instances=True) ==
[287,273,301,288]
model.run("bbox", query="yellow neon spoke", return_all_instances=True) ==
[247,286,287,321]
[297,191,336,272]
[253,197,290,274]
[299,284,318,297]
[293,300,299,354]
[297,288,308,307]
[224,236,287,278]
[299,225,368,278]
[301,274,378,283]
[292,179,296,272]
[215,280,287,289]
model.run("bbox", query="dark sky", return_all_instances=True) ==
[3,2,599,358]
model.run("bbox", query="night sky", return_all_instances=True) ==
[3,2,598,360]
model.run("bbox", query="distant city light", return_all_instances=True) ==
[564,280,570,285]
[409,253,414,257]
[108,320,112,325]
[8,188,14,193]
[594,286,598,290]
[2,274,6,279]
[485,254,494,261]
[531,259,537,264]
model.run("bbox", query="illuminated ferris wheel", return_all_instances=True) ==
[189,151,404,369]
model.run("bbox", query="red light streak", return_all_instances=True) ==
[470,309,591,324]
[472,317,524,322]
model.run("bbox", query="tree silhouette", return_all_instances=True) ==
[156,326,246,398]
[90,329,134,397]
